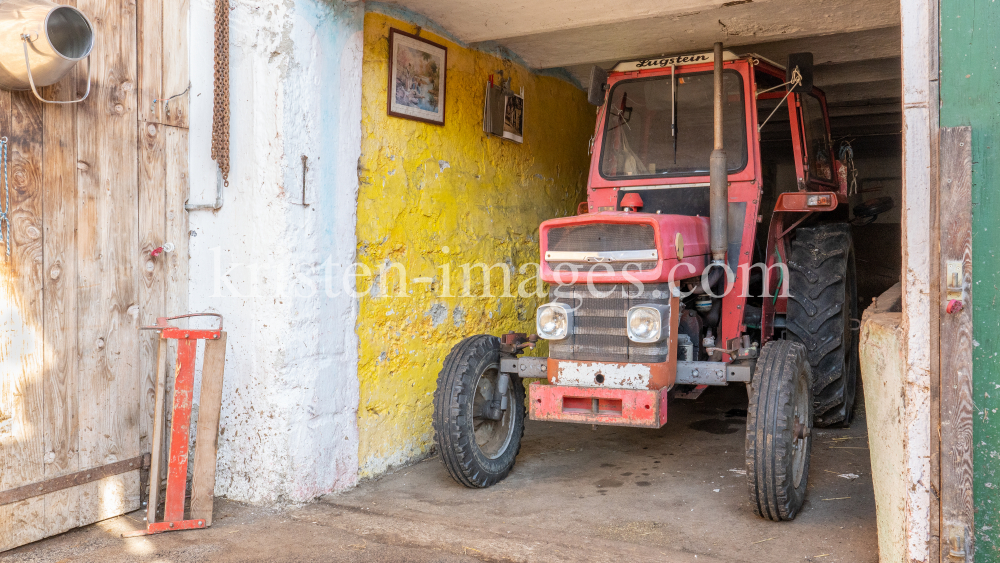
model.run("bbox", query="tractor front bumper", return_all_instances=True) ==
[528,382,669,428]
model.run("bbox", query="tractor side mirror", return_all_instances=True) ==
[588,65,608,106]
[786,52,814,93]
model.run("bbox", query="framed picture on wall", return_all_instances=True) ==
[387,29,447,125]
[502,91,523,143]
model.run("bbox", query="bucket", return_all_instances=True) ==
[0,0,93,103]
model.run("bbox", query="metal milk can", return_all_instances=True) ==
[0,0,93,103]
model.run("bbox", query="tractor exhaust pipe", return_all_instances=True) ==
[709,41,728,264]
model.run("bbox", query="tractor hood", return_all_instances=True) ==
[538,211,710,285]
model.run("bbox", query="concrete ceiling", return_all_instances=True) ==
[386,0,903,140]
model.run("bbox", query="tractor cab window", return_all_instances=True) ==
[800,94,832,181]
[599,70,747,179]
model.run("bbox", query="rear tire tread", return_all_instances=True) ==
[785,223,859,426]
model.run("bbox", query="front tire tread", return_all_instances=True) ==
[432,335,525,488]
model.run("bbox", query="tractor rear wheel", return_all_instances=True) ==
[433,335,525,488]
[746,340,813,521]
[786,223,859,427]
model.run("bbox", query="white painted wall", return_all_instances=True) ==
[188,0,363,504]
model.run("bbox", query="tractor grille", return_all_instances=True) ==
[547,223,656,252]
[545,223,658,272]
[547,283,672,363]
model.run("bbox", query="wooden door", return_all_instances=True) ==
[937,128,975,561]
[0,0,188,550]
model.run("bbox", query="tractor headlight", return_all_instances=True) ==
[627,305,667,343]
[536,303,573,340]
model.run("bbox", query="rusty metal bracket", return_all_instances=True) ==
[500,356,548,378]
[778,212,813,240]
[0,454,149,507]
[676,362,728,385]
[499,332,537,355]
[675,361,754,385]
[141,312,223,331]
[141,313,224,341]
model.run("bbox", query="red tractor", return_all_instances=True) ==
[433,44,859,521]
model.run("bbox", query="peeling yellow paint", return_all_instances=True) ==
[356,12,594,477]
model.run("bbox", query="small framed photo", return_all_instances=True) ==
[387,28,447,125]
[502,92,523,143]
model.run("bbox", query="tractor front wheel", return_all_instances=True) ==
[746,339,813,521]
[433,335,525,488]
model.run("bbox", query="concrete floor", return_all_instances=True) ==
[1,385,877,563]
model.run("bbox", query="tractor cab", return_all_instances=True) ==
[434,45,860,522]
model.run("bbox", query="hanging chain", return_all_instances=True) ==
[0,137,8,257]
[210,0,230,186]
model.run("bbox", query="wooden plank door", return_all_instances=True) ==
[0,88,47,550]
[938,127,975,561]
[0,0,189,550]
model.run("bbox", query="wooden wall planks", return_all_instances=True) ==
[138,122,165,463]
[161,0,189,127]
[139,0,189,127]
[137,0,162,124]
[164,126,188,314]
[1,0,188,548]
[0,86,46,551]
[75,0,141,523]
[40,76,80,537]
[13,87,77,541]
[939,126,974,561]
[160,127,188,484]
[10,94,47,530]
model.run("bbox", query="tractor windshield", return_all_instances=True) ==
[599,70,747,179]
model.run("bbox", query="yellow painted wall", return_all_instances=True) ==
[357,11,595,476]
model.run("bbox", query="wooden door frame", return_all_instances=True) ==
[900,0,979,561]
[903,0,976,560]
